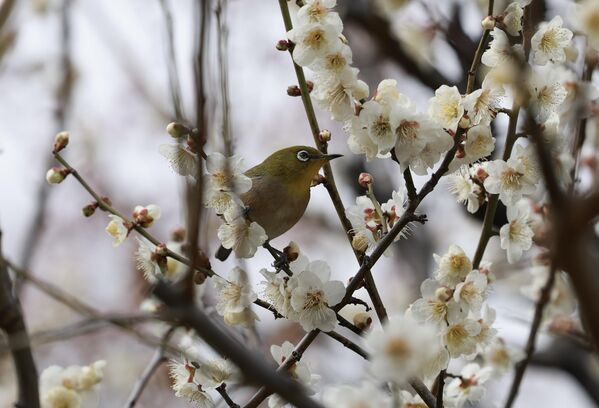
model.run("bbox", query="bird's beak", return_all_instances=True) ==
[313,153,343,161]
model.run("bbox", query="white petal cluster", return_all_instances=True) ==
[530,16,573,65]
[40,361,106,408]
[217,206,268,259]
[213,267,259,326]
[104,215,129,247]
[444,363,493,408]
[260,255,344,332]
[204,152,252,214]
[499,199,534,263]
[159,143,199,177]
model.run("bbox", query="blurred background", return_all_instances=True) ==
[0,0,597,406]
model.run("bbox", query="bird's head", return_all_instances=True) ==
[258,145,342,189]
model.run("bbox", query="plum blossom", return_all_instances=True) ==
[104,215,129,247]
[481,28,523,68]
[289,260,345,332]
[312,66,369,121]
[365,315,441,383]
[132,204,161,228]
[484,157,537,206]
[454,270,488,313]
[204,152,252,214]
[442,303,481,357]
[528,66,568,122]
[484,337,525,375]
[213,267,257,320]
[445,363,493,408]
[433,244,473,288]
[217,207,268,258]
[40,361,106,408]
[446,171,482,214]
[322,382,391,408]
[159,143,199,177]
[501,1,532,36]
[500,200,534,263]
[297,0,339,26]
[531,16,573,65]
[410,278,453,327]
[287,20,343,66]
[462,81,503,127]
[428,85,464,131]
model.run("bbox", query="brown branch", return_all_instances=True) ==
[0,231,40,408]
[125,327,176,408]
[158,0,185,122]
[504,264,557,408]
[323,330,369,359]
[216,383,240,408]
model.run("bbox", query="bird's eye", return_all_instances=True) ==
[296,150,310,162]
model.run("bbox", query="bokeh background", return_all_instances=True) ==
[0,0,597,406]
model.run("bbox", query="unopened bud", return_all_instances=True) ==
[358,172,373,188]
[194,271,208,285]
[283,241,300,262]
[353,312,372,330]
[475,167,489,183]
[459,116,471,129]
[155,243,169,257]
[166,122,190,139]
[435,286,453,302]
[455,145,466,159]
[481,16,495,30]
[318,129,332,143]
[306,81,314,93]
[132,205,161,228]
[82,203,98,217]
[53,131,69,153]
[46,167,69,184]
[171,227,186,242]
[352,232,370,252]
[276,39,290,51]
[287,85,301,97]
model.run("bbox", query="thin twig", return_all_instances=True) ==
[0,231,40,408]
[216,383,240,408]
[158,0,185,121]
[125,327,176,408]
[504,265,557,408]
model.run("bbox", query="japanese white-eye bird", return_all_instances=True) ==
[216,145,342,260]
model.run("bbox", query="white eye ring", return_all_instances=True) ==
[297,150,310,162]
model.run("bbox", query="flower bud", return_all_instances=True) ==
[100,196,112,207]
[82,203,98,217]
[283,241,300,262]
[166,122,190,138]
[133,204,161,228]
[318,129,332,143]
[459,116,471,129]
[481,16,495,30]
[475,167,489,183]
[455,145,466,159]
[276,39,290,51]
[53,131,69,153]
[352,232,370,252]
[194,270,208,285]
[353,312,372,330]
[435,286,453,302]
[306,80,314,93]
[46,167,69,184]
[358,172,373,187]
[171,227,186,242]
[287,85,301,97]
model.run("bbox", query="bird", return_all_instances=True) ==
[216,145,342,261]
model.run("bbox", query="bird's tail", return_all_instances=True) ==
[215,245,233,261]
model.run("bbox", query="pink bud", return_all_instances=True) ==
[358,172,373,187]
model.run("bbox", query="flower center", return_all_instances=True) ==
[371,115,391,140]
[326,52,347,71]
[539,29,559,53]
[305,28,326,49]
[501,168,523,188]
[385,338,411,358]
[396,119,420,143]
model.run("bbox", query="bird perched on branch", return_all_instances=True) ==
[216,145,342,261]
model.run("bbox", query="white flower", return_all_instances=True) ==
[521,265,576,319]
[428,85,464,131]
[346,195,381,251]
[410,278,453,327]
[393,105,453,175]
[450,125,496,172]
[176,383,215,407]
[268,341,319,407]
[454,270,488,313]
[366,315,442,383]
[481,28,523,68]
[483,337,525,375]
[502,1,530,36]
[322,382,391,408]
[483,158,537,206]
[204,152,252,214]
[297,0,339,26]
[309,41,352,73]
[445,363,493,408]
[132,204,161,228]
[346,116,378,160]
[217,207,268,258]
[287,20,343,66]
[500,200,534,263]
[168,360,194,392]
[135,238,162,282]
[511,143,540,183]
[195,359,237,389]
[446,171,482,213]
[360,99,397,155]
[528,66,568,122]
[573,0,599,49]
[374,79,411,108]
[259,269,290,316]
[42,387,81,408]
[531,16,573,65]
[442,303,481,357]
[473,304,498,351]
[105,215,129,247]
[433,244,473,288]
[213,267,257,317]
[380,188,408,230]
[159,143,199,177]
[462,81,503,126]
[313,67,368,121]
[289,261,345,332]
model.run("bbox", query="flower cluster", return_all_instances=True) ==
[40,361,106,408]
[260,254,345,332]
